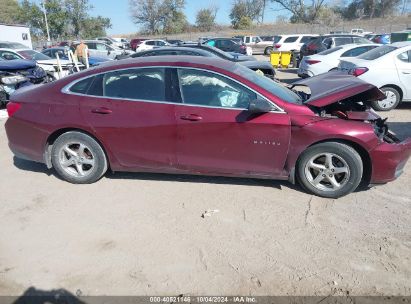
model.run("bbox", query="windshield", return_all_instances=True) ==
[233,64,301,104]
[357,45,397,60]
[17,50,51,60]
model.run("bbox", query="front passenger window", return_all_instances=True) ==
[178,69,257,109]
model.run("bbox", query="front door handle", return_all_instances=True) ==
[91,107,112,114]
[180,114,202,121]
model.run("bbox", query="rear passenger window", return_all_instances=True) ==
[334,37,353,46]
[103,68,166,101]
[397,51,411,63]
[300,36,315,43]
[284,36,298,43]
[69,77,94,94]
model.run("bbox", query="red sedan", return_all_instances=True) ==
[5,57,411,198]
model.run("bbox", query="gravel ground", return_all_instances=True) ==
[0,64,410,297]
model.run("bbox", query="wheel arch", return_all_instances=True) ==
[290,138,372,186]
[44,128,112,170]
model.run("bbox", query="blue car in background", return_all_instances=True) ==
[0,58,46,106]
[42,47,112,66]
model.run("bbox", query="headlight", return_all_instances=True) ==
[1,75,27,85]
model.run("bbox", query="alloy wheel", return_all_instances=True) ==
[58,142,95,178]
[304,152,350,192]
[378,90,397,109]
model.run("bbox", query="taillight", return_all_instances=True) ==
[306,60,321,65]
[6,102,21,117]
[350,67,368,77]
[274,44,281,49]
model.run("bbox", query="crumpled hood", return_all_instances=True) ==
[291,71,385,107]
[0,59,36,71]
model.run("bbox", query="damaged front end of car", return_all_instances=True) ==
[289,71,411,184]
[0,60,47,106]
[290,71,401,144]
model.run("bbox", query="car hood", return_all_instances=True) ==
[0,59,37,70]
[291,71,385,107]
[37,59,73,66]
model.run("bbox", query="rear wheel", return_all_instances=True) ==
[51,131,107,184]
[264,46,273,55]
[371,86,401,111]
[297,142,363,198]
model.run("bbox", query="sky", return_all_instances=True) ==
[87,0,284,35]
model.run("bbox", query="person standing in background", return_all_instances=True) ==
[74,40,88,66]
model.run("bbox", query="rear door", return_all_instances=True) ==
[174,68,291,177]
[76,67,179,171]
[395,49,411,99]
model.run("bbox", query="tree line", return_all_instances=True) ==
[129,0,408,34]
[0,0,112,40]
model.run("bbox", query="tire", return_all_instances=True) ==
[264,46,273,55]
[290,51,298,68]
[296,142,363,198]
[51,131,108,184]
[371,87,401,111]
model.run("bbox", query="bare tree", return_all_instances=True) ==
[270,0,326,23]
[129,0,164,34]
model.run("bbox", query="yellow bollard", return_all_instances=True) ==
[280,51,292,68]
[270,51,281,68]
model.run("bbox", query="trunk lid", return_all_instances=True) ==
[291,71,385,108]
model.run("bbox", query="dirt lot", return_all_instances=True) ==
[0,67,410,297]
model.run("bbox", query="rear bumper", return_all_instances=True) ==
[370,138,411,184]
[5,118,47,164]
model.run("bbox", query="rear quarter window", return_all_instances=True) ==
[69,76,95,94]
[358,45,397,60]
[284,36,298,43]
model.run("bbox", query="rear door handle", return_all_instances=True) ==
[180,114,202,121]
[91,107,112,114]
[402,71,411,74]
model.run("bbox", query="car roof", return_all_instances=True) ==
[391,41,411,48]
[89,56,236,72]
[0,48,31,52]
[338,43,380,49]
[136,47,209,54]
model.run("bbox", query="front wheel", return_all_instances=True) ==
[264,46,273,55]
[51,131,108,184]
[371,87,401,111]
[297,142,363,198]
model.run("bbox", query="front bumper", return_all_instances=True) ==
[370,138,411,184]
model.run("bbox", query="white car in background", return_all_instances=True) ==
[298,43,380,78]
[338,42,411,111]
[273,34,318,52]
[79,40,133,59]
[135,40,170,52]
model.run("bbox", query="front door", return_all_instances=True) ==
[174,68,291,177]
[77,67,178,171]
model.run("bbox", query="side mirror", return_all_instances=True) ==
[248,98,273,114]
